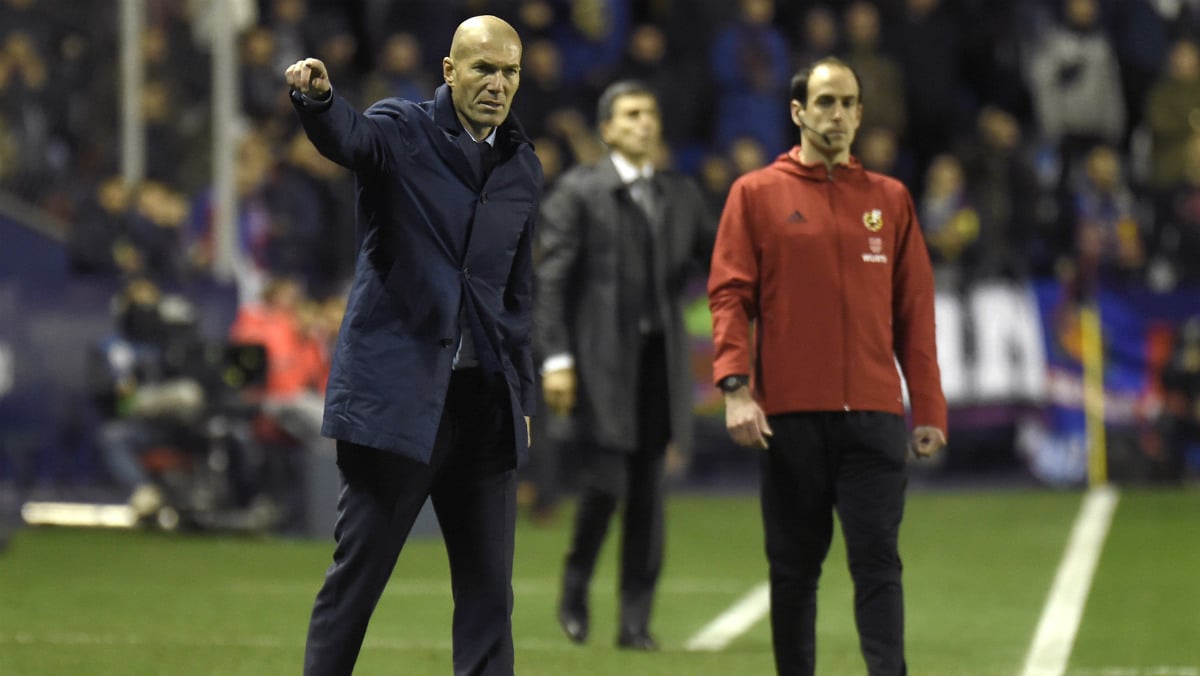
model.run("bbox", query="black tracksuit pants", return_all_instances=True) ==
[760,411,909,676]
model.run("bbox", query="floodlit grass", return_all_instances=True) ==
[0,488,1197,675]
[1069,489,1200,672]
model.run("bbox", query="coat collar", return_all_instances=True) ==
[595,154,665,233]
[777,146,867,182]
[609,152,653,184]
[433,84,533,154]
[594,155,629,192]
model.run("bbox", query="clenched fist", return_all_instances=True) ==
[910,425,946,458]
[285,58,331,99]
[542,367,576,417]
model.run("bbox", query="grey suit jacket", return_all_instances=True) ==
[535,156,714,454]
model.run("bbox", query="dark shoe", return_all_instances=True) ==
[557,604,588,644]
[616,628,659,651]
[558,571,589,644]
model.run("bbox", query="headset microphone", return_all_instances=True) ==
[797,116,832,146]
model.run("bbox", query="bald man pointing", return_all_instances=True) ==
[286,15,542,676]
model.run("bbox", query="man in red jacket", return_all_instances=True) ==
[707,56,947,676]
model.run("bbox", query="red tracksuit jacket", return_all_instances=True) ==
[708,150,947,433]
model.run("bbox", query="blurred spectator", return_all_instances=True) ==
[1152,0,1200,36]
[1149,133,1200,291]
[1027,0,1125,182]
[265,0,319,73]
[306,292,345,386]
[919,153,981,291]
[0,0,51,47]
[726,135,769,177]
[531,135,568,190]
[1111,0,1170,145]
[546,107,606,167]
[841,1,907,140]
[697,151,735,220]
[187,129,277,303]
[92,276,280,524]
[264,128,353,296]
[958,105,1045,278]
[856,127,898,175]
[363,0,459,74]
[1068,144,1147,294]
[510,38,574,141]
[139,17,212,127]
[142,78,204,190]
[956,0,1036,122]
[710,0,791,152]
[66,178,188,284]
[512,0,557,40]
[141,23,197,92]
[92,278,207,520]
[554,0,631,95]
[67,175,134,277]
[311,12,362,107]
[649,0,731,65]
[228,276,328,450]
[616,23,707,157]
[0,28,55,203]
[856,124,916,188]
[361,32,433,105]
[790,4,840,72]
[242,26,286,121]
[125,181,190,284]
[1144,38,1200,194]
[892,0,964,183]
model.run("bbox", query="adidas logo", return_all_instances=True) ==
[787,210,807,223]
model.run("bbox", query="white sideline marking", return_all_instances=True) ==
[685,581,770,651]
[1020,485,1120,676]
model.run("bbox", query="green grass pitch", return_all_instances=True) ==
[1,488,1197,675]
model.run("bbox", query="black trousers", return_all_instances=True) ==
[304,368,518,676]
[562,333,670,633]
[760,411,909,676]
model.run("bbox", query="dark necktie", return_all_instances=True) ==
[629,176,656,221]
[629,176,661,333]
[477,140,499,180]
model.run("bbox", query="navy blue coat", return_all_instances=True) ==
[292,84,543,466]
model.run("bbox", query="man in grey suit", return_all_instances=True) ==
[535,80,714,650]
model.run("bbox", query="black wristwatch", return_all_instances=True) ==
[717,375,750,392]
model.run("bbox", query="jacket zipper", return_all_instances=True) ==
[827,168,850,411]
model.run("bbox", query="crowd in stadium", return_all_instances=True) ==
[3,0,1200,514]
[2,0,1200,300]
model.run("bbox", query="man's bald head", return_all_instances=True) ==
[443,15,524,140]
[449,15,521,62]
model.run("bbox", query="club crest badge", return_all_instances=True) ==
[862,209,883,232]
